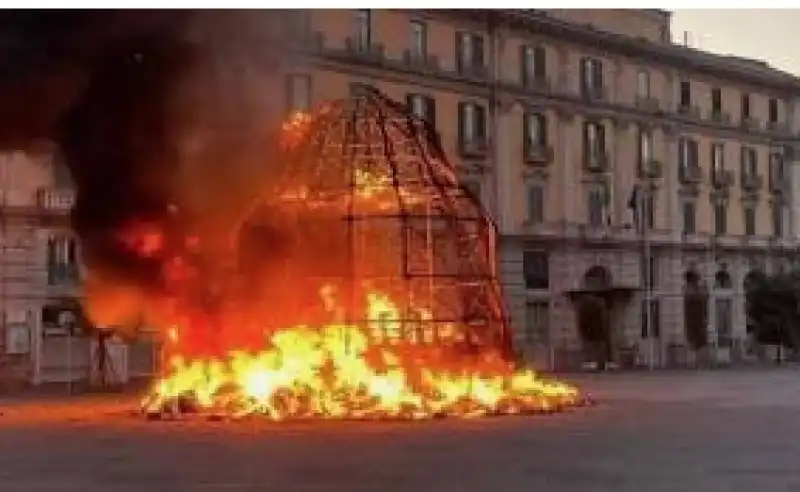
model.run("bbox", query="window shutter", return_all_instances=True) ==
[538,114,548,146]
[473,35,484,68]
[740,148,747,178]
[597,122,606,153]
[534,45,546,77]
[455,31,464,72]
[457,102,466,148]
[476,104,486,142]
[690,140,699,167]
[579,57,587,94]
[425,96,436,127]
[594,59,603,90]
[284,75,294,114]
[519,45,528,86]
[522,112,530,156]
[582,121,590,162]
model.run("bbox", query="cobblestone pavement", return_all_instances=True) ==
[2,369,800,492]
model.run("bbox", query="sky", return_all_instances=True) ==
[671,10,800,76]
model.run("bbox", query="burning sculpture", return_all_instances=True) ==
[131,87,585,419]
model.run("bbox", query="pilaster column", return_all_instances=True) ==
[495,100,516,236]
[556,108,576,226]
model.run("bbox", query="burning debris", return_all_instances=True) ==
[137,87,588,420]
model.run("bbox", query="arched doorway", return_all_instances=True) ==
[683,269,709,356]
[575,266,614,369]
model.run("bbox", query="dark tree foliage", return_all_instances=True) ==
[746,271,800,349]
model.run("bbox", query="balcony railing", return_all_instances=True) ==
[740,117,761,131]
[766,121,791,134]
[522,74,550,93]
[711,170,734,188]
[710,110,732,125]
[37,188,75,212]
[584,150,608,172]
[677,104,702,120]
[401,50,440,72]
[638,159,662,179]
[679,165,702,184]
[524,143,554,165]
[740,173,763,192]
[581,84,606,101]
[459,138,488,159]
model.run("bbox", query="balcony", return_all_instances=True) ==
[401,51,440,72]
[580,84,606,102]
[524,143,554,165]
[344,38,386,64]
[769,174,787,194]
[710,110,732,126]
[635,96,660,113]
[677,104,702,120]
[638,159,662,180]
[767,120,791,134]
[740,117,761,131]
[679,165,702,184]
[740,173,763,192]
[522,74,550,93]
[456,62,488,81]
[584,150,608,172]
[711,170,734,189]
[459,138,488,159]
[37,188,75,213]
[47,263,81,287]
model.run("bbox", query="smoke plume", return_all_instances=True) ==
[0,11,300,341]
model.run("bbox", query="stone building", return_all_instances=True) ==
[2,9,800,384]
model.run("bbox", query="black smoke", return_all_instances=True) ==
[0,10,297,330]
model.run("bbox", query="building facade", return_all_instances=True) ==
[2,9,800,384]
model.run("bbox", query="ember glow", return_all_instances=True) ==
[125,88,585,420]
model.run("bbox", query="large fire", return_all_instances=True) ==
[132,89,586,420]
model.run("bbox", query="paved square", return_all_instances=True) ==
[2,369,800,491]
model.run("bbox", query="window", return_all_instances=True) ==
[521,45,546,85]
[286,74,311,113]
[588,186,607,226]
[711,87,722,115]
[769,98,779,123]
[524,301,550,347]
[741,93,751,119]
[715,298,732,348]
[47,235,79,285]
[714,201,727,236]
[456,32,484,75]
[682,201,696,234]
[744,205,756,236]
[638,129,653,170]
[523,251,549,290]
[354,9,371,52]
[644,194,655,231]
[641,255,658,289]
[679,80,691,107]
[637,70,650,100]
[711,143,724,177]
[741,147,757,178]
[406,93,436,125]
[409,20,427,61]
[772,202,784,237]
[458,102,486,149]
[678,138,699,169]
[640,299,660,338]
[524,112,547,150]
[583,121,606,163]
[770,152,785,189]
[526,184,544,223]
[580,57,603,97]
